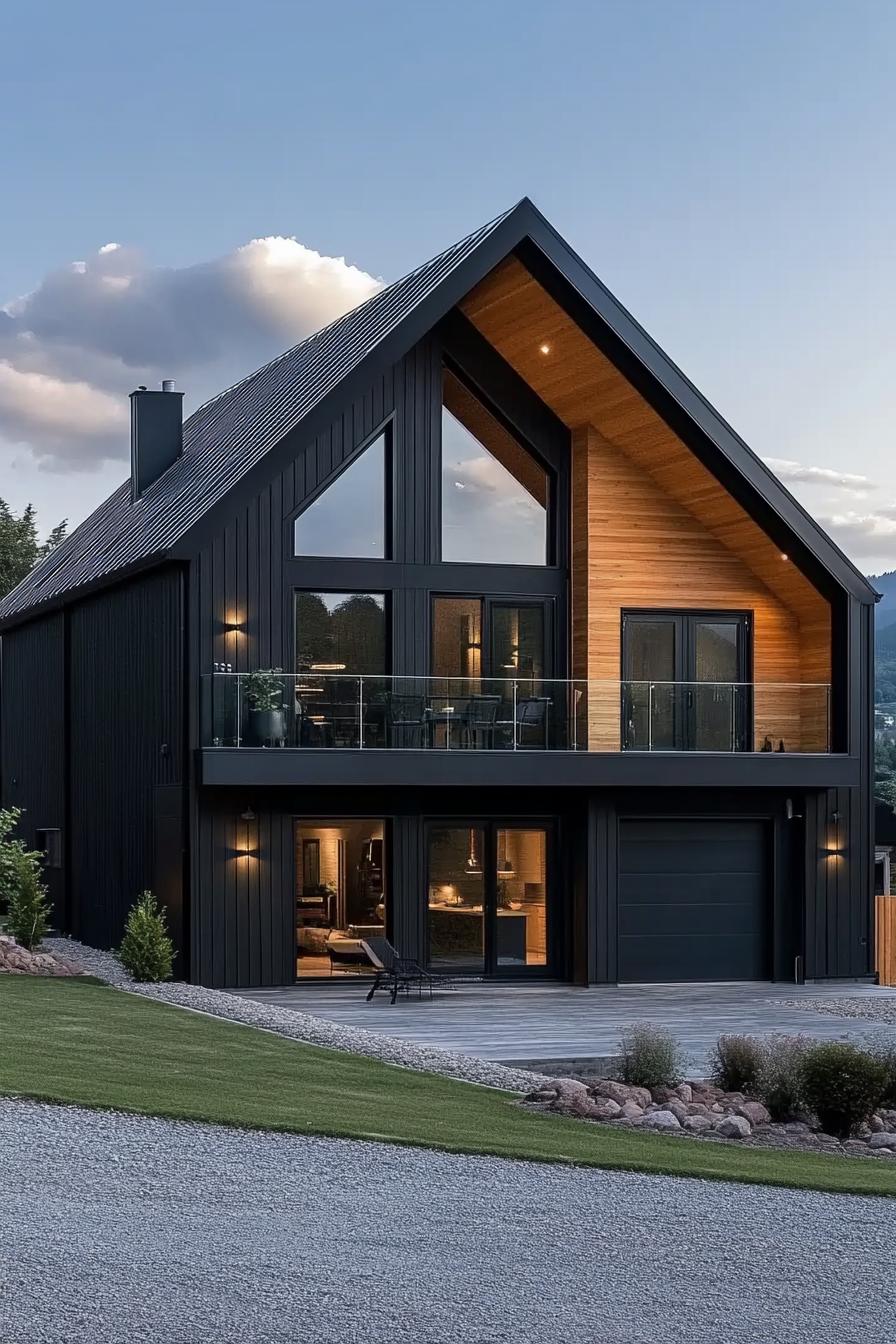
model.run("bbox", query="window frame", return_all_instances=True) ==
[289,418,394,562]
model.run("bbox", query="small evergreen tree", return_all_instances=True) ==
[6,849,52,950]
[119,891,174,982]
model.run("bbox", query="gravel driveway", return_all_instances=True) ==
[0,1099,893,1344]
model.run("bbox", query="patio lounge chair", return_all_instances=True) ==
[361,936,447,1004]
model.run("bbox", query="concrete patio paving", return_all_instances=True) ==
[237,979,896,1073]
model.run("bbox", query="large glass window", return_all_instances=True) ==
[427,827,486,970]
[294,592,386,675]
[295,819,386,978]
[441,370,548,565]
[293,431,388,557]
[294,592,386,747]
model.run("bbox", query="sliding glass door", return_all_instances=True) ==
[427,822,550,974]
[622,610,751,751]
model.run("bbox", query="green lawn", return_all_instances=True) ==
[2,975,894,1197]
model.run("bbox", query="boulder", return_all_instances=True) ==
[683,1115,713,1134]
[619,1101,645,1120]
[878,1108,896,1130]
[664,1101,690,1124]
[868,1132,896,1150]
[650,1086,678,1105]
[869,1115,885,1133]
[686,1102,712,1117]
[674,1083,693,1103]
[549,1078,590,1102]
[643,1109,682,1132]
[0,936,82,978]
[736,1101,771,1127]
[715,1115,752,1139]
[843,1139,872,1155]
[590,1099,623,1120]
[561,1091,602,1119]
[590,1080,651,1109]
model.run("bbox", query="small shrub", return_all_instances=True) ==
[618,1022,683,1089]
[119,891,174,983]
[708,1034,764,1094]
[871,1044,896,1110]
[6,849,52,950]
[800,1042,887,1139]
[0,806,32,914]
[757,1034,811,1120]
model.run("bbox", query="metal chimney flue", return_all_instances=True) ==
[130,381,184,499]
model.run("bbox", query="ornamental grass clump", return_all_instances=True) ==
[756,1034,811,1121]
[800,1042,887,1139]
[618,1022,683,1090]
[119,891,174,983]
[708,1034,764,1095]
[6,849,52,951]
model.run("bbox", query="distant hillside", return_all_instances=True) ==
[871,570,896,634]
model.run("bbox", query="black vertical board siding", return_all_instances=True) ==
[67,569,184,949]
[0,614,66,922]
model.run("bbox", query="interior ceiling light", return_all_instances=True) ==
[539,342,551,355]
[780,553,789,561]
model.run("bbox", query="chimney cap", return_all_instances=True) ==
[161,379,175,393]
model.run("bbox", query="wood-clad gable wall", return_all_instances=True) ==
[461,256,833,752]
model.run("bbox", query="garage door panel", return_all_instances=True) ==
[618,818,769,982]
[618,900,763,939]
[619,933,764,983]
[619,874,765,907]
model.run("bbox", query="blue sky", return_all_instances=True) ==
[2,0,895,570]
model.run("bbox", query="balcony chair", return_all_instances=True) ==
[361,936,449,1004]
[385,692,430,748]
[460,693,501,748]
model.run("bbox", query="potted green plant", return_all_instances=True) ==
[243,668,287,746]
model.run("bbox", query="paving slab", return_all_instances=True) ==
[237,979,896,1072]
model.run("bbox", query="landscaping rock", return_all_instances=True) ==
[868,1132,896,1150]
[843,1140,872,1155]
[736,1101,771,1127]
[674,1083,693,1103]
[715,1115,752,1140]
[619,1101,645,1121]
[549,1078,590,1103]
[686,1102,711,1117]
[589,1098,622,1120]
[879,1109,896,1129]
[0,936,83,978]
[869,1115,885,1133]
[590,1080,651,1109]
[650,1087,678,1105]
[683,1115,713,1134]
[643,1110,681,1132]
[664,1100,689,1124]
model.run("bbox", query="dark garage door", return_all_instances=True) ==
[618,819,769,982]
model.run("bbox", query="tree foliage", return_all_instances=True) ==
[119,891,174,982]
[0,499,68,600]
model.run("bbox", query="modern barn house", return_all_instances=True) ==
[0,201,878,989]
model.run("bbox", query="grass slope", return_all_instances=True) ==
[2,976,894,1197]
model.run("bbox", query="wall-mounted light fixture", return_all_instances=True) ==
[310,662,347,672]
[232,806,259,860]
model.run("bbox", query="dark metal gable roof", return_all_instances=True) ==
[0,197,877,628]
[0,205,517,626]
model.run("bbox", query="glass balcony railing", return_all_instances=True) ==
[202,673,832,753]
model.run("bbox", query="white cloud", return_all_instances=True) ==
[0,235,383,471]
[817,507,896,558]
[763,456,873,492]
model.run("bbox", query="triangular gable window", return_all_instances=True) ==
[294,431,388,558]
[441,370,548,565]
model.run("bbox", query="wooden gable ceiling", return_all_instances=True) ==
[459,254,830,630]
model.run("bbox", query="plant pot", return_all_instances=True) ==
[249,708,286,746]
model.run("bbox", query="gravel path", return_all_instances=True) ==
[43,937,545,1092]
[779,995,896,1027]
[0,1098,892,1344]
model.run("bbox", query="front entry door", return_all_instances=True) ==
[622,610,751,751]
[426,822,550,974]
